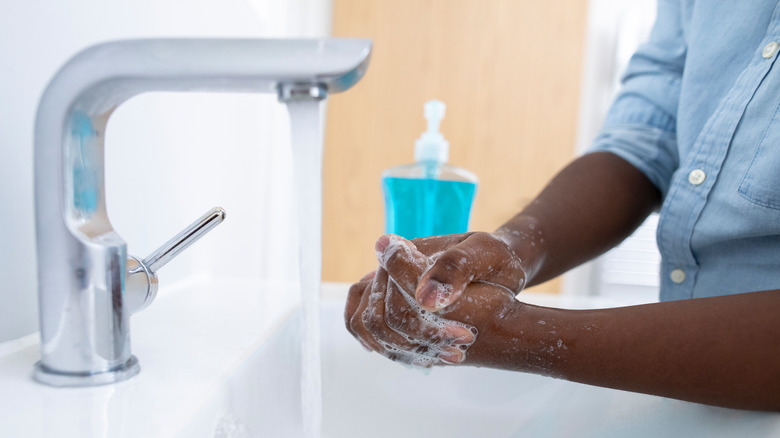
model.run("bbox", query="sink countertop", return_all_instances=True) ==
[2,281,779,438]
[0,276,299,438]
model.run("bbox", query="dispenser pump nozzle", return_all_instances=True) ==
[415,100,449,163]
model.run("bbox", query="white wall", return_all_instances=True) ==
[0,0,331,343]
[563,0,660,304]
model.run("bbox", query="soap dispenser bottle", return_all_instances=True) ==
[382,100,478,240]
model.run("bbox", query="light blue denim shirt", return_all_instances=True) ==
[590,0,780,301]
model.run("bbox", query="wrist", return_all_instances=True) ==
[494,215,547,286]
[465,300,570,378]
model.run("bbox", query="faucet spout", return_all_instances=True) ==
[33,38,372,386]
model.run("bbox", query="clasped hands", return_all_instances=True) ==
[345,232,527,368]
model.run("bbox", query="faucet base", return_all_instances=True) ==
[33,356,140,387]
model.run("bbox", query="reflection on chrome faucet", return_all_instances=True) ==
[33,38,371,386]
[123,206,226,315]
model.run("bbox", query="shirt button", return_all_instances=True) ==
[670,269,686,284]
[688,169,706,185]
[763,41,779,58]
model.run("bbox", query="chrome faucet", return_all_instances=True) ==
[33,38,372,386]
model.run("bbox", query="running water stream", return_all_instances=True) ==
[287,100,324,438]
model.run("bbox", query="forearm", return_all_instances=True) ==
[468,289,780,411]
[495,152,661,286]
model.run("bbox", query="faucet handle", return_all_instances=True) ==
[125,207,226,314]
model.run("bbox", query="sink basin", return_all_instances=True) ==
[1,282,779,437]
[317,296,780,438]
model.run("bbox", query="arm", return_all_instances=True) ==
[348,236,780,411]
[496,150,660,286]
[467,286,780,411]
[414,151,660,309]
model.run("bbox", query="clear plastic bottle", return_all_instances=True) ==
[382,100,478,240]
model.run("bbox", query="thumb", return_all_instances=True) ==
[415,232,525,311]
[375,234,429,294]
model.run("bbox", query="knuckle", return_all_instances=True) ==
[364,309,385,335]
[467,231,500,250]
[474,231,513,257]
[384,303,411,330]
[344,312,355,335]
[348,312,362,336]
[348,281,364,295]
[433,247,471,276]
[364,316,378,333]
[383,246,402,269]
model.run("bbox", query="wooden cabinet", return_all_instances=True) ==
[324,0,589,293]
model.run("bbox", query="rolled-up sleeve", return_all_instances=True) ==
[589,0,685,198]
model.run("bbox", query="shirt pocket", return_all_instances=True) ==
[739,102,780,210]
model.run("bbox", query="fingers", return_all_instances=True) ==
[410,233,472,256]
[415,232,526,311]
[360,269,418,353]
[347,268,427,361]
[345,276,377,352]
[345,271,373,324]
[375,234,477,346]
[375,234,429,293]
[375,235,478,360]
[345,234,491,367]
[345,262,477,367]
[383,276,476,363]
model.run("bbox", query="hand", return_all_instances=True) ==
[345,235,519,367]
[402,232,527,311]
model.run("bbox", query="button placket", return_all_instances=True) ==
[670,269,686,284]
[763,41,780,59]
[688,169,706,185]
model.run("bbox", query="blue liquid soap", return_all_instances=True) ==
[382,100,478,239]
[383,171,477,239]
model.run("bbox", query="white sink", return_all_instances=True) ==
[317,295,780,438]
[0,277,303,438]
[1,282,779,437]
